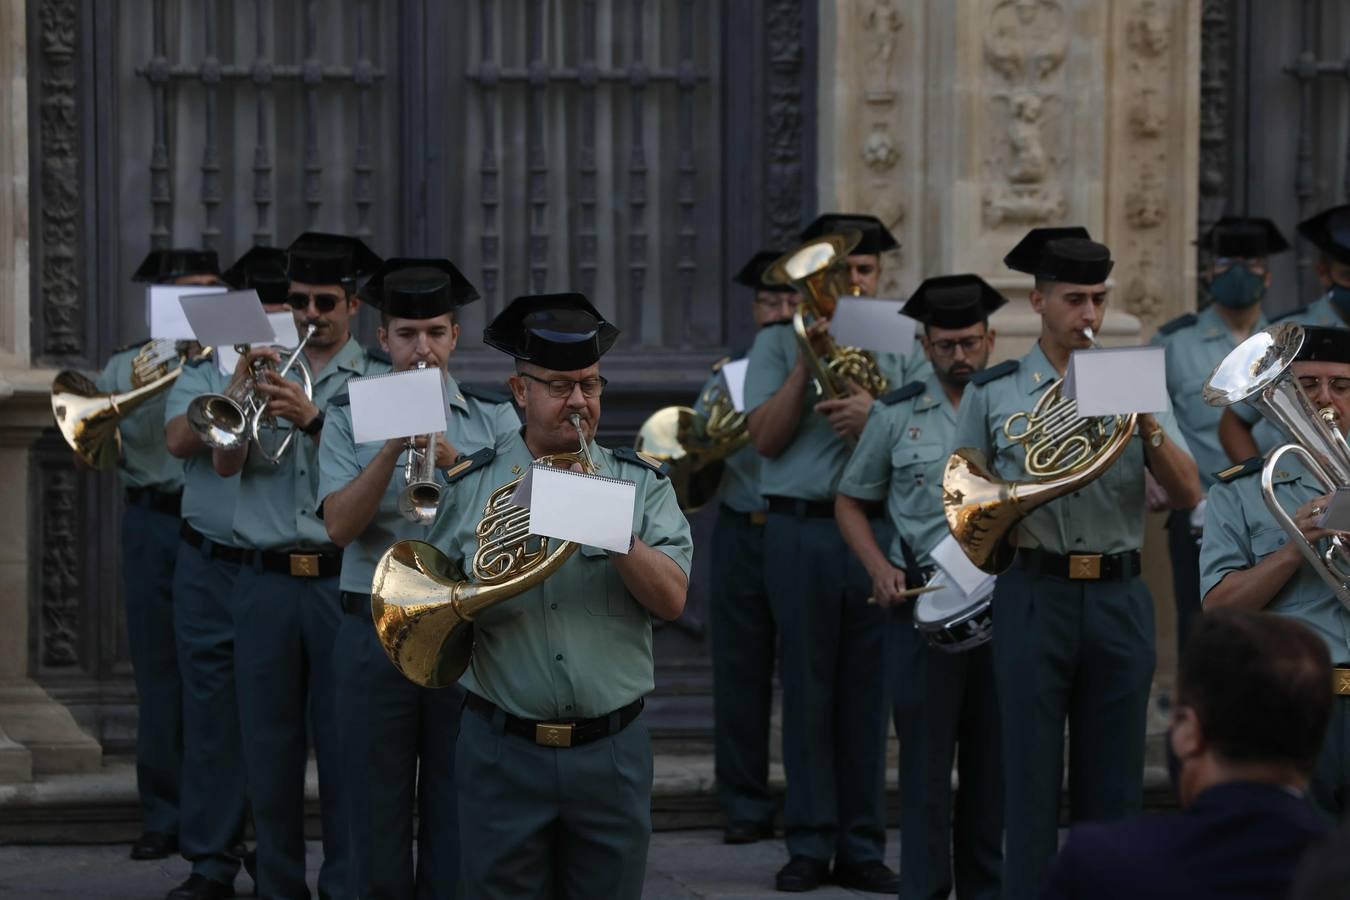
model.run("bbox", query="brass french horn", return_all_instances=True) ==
[371,414,596,688]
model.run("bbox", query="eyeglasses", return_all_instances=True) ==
[754,294,797,308]
[929,335,988,355]
[520,372,608,399]
[1298,376,1350,397]
[286,290,345,313]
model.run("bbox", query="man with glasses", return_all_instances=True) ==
[318,258,518,899]
[424,292,692,899]
[213,231,384,899]
[836,275,1007,900]
[1201,324,1350,820]
[1151,216,1290,652]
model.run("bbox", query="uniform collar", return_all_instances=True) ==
[1020,341,1058,394]
[1197,303,1267,341]
[443,370,470,415]
[311,336,368,383]
[915,372,960,422]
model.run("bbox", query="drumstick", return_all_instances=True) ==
[865,584,941,605]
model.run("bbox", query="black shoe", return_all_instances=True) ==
[130,831,178,860]
[166,874,235,900]
[724,820,775,844]
[831,860,900,894]
[776,856,830,892]
[241,848,257,894]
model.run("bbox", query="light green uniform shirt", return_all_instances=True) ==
[1151,304,1268,489]
[163,358,240,544]
[1279,292,1345,329]
[1201,459,1350,664]
[231,337,386,552]
[950,341,1192,555]
[838,373,955,569]
[96,344,184,493]
[316,373,519,594]
[423,429,693,720]
[743,322,907,501]
[693,364,763,514]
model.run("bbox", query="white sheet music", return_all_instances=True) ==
[929,534,997,600]
[511,465,637,554]
[147,285,227,340]
[828,297,916,355]
[216,312,301,375]
[1063,346,1169,417]
[721,358,749,412]
[347,367,448,444]
[179,290,275,347]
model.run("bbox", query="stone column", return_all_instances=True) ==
[0,0,102,784]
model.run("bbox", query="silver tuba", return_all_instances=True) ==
[398,361,443,524]
[1203,321,1350,610]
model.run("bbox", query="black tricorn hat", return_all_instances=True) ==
[800,213,899,256]
[1004,226,1114,284]
[285,231,383,286]
[733,250,796,292]
[1201,216,1291,259]
[1296,325,1350,364]
[132,248,222,284]
[359,258,481,319]
[902,274,1007,330]
[1297,204,1350,267]
[483,292,620,371]
[223,246,290,305]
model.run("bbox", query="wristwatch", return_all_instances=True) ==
[300,410,326,436]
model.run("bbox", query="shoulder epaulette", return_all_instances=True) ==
[879,381,925,406]
[969,359,1020,386]
[113,338,151,355]
[329,392,351,408]
[613,446,669,479]
[1156,312,1197,336]
[1271,306,1307,324]
[460,383,513,405]
[710,355,732,374]
[365,347,391,365]
[443,446,495,484]
[1215,457,1263,483]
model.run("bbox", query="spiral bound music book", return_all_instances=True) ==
[511,465,637,554]
[347,366,448,444]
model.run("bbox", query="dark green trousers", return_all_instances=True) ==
[1166,509,1202,655]
[709,506,777,827]
[455,700,653,899]
[1313,695,1350,818]
[992,564,1155,900]
[764,513,889,863]
[891,609,1002,900]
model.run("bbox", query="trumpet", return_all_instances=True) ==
[186,323,316,464]
[398,361,443,524]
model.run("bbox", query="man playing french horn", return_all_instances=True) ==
[317,258,518,898]
[948,227,1201,900]
[1201,324,1350,819]
[415,292,691,899]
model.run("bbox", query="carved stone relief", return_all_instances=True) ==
[38,465,81,669]
[765,0,809,251]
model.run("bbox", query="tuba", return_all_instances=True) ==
[1203,322,1350,610]
[635,361,750,511]
[764,232,891,410]
[186,324,316,464]
[371,414,596,687]
[398,361,444,524]
[51,339,210,469]
[942,329,1138,574]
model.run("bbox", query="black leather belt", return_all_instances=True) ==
[719,504,768,526]
[341,591,371,620]
[1017,548,1142,582]
[464,692,644,749]
[125,487,182,517]
[241,547,343,578]
[179,521,246,564]
[764,496,835,519]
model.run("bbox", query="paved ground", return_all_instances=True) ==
[0,831,905,899]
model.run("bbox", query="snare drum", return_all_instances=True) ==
[912,573,994,653]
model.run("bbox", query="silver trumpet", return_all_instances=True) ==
[398,361,443,524]
[187,323,317,464]
[1204,321,1350,610]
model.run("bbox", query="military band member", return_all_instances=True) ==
[709,251,796,844]
[1220,204,1350,462]
[161,246,289,900]
[318,259,518,899]
[97,248,222,862]
[836,275,1006,900]
[424,293,691,899]
[1201,324,1350,818]
[744,218,906,892]
[214,232,383,899]
[949,228,1202,900]
[1151,216,1289,651]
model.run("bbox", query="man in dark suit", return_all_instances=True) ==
[1041,609,1333,900]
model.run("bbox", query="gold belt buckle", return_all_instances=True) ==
[1068,554,1103,580]
[749,511,767,526]
[535,723,574,748]
[1334,669,1350,696]
[289,553,320,578]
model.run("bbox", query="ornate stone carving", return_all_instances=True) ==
[38,466,81,669]
[1198,1,1232,220]
[1123,256,1164,321]
[34,0,83,359]
[1126,167,1167,229]
[862,127,899,172]
[765,0,807,251]
[1130,87,1165,138]
[863,0,903,93]
[984,0,1067,83]
[1127,1,1171,57]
